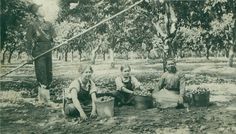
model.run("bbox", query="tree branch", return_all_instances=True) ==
[152,19,167,38]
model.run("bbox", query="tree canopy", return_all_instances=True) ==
[1,0,235,66]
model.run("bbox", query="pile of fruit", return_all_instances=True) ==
[97,96,114,102]
[191,87,210,95]
[134,90,152,96]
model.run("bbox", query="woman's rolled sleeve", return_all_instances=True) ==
[131,76,141,89]
[89,81,97,94]
[115,77,124,91]
[68,80,80,93]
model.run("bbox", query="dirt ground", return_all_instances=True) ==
[1,100,236,134]
[1,59,236,134]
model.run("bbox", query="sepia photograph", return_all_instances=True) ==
[1,0,236,133]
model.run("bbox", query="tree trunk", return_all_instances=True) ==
[17,51,22,60]
[216,50,221,58]
[206,49,209,60]
[109,48,115,68]
[146,51,150,60]
[162,52,168,72]
[56,50,59,59]
[59,52,63,60]
[8,50,14,63]
[194,50,198,57]
[141,53,144,60]
[205,46,210,60]
[65,51,68,62]
[225,48,229,58]
[125,51,129,60]
[1,50,7,64]
[57,51,60,60]
[79,52,82,61]
[198,50,202,57]
[91,50,96,64]
[58,51,63,60]
[71,51,74,62]
[91,45,101,64]
[141,43,147,60]
[103,52,106,61]
[228,10,236,67]
[228,45,235,67]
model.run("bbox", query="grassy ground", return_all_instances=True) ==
[0,58,236,134]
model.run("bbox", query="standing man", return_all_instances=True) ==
[26,4,56,104]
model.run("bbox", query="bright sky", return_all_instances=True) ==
[32,0,60,22]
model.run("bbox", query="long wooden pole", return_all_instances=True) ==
[0,0,143,78]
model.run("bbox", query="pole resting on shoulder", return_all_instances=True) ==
[0,0,143,79]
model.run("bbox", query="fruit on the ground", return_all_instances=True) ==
[97,96,113,102]
[134,90,152,96]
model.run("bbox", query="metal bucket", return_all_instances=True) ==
[95,98,114,117]
[192,93,210,107]
[134,95,153,110]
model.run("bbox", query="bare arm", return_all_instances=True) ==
[121,87,134,94]
[90,92,97,116]
[115,77,124,91]
[178,74,185,104]
[115,77,134,94]
[132,76,142,90]
[179,74,185,97]
[157,75,165,91]
[89,81,97,117]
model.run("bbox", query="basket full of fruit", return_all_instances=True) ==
[134,90,153,110]
[95,96,114,117]
[191,87,210,107]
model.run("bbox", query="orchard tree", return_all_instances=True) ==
[1,0,36,64]
[3,27,26,63]
[141,0,180,71]
[177,26,204,58]
[143,0,235,68]
[206,0,236,66]
[58,0,103,64]
[54,19,88,61]
[58,0,138,66]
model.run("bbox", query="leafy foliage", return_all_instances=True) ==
[2,0,235,65]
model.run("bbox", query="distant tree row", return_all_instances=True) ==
[1,0,235,68]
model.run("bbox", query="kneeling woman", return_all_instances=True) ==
[63,65,97,120]
[152,60,185,108]
[114,64,144,106]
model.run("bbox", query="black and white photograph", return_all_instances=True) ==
[1,0,236,133]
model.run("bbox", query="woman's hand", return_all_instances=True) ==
[131,91,135,95]
[122,87,134,95]
[90,110,97,118]
[80,112,88,120]
[178,95,184,104]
